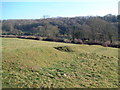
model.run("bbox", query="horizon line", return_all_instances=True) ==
[1,14,118,20]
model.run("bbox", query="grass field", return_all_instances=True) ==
[2,38,119,88]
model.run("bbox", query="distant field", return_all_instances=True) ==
[2,38,119,88]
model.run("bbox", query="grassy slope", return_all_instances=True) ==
[2,38,119,88]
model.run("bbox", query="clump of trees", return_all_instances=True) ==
[1,14,119,47]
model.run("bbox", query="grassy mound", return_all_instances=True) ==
[2,38,119,88]
[54,46,74,52]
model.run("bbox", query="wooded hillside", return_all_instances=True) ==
[1,14,119,45]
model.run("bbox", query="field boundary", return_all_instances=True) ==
[1,35,120,48]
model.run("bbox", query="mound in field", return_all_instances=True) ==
[54,46,74,52]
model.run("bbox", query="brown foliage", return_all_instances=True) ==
[102,41,110,47]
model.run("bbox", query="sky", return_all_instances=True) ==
[1,0,119,19]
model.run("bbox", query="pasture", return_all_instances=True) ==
[2,38,119,88]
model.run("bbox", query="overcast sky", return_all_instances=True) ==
[1,0,119,19]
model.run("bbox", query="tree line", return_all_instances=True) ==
[1,14,119,46]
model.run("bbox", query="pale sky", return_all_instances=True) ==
[1,0,119,19]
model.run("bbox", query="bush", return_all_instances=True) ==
[43,37,64,42]
[72,39,83,44]
[108,42,120,48]
[64,39,72,43]
[102,41,110,47]
[1,35,18,38]
[17,36,41,40]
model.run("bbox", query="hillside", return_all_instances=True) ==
[2,14,118,45]
[2,38,119,88]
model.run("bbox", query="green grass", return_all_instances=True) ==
[2,38,119,88]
